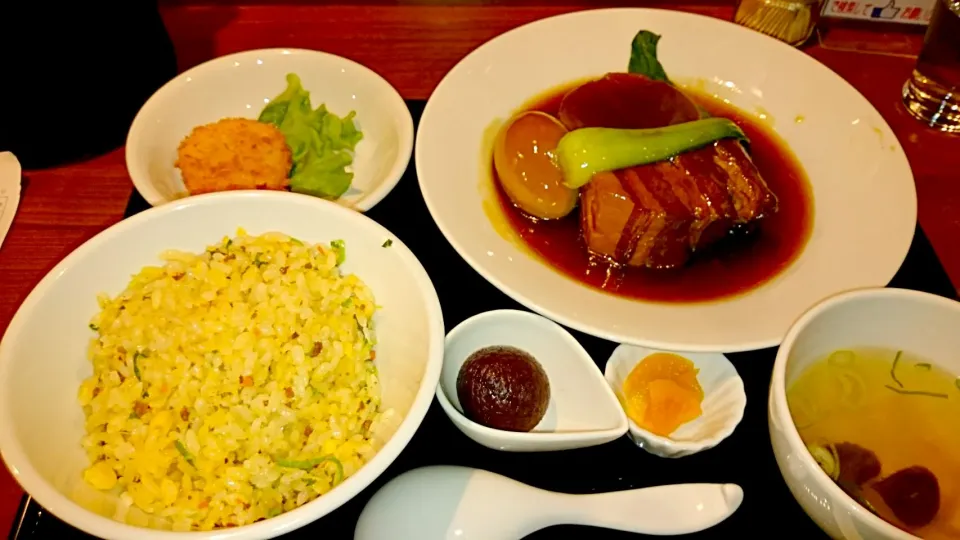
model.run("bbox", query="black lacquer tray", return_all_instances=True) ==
[10,101,957,540]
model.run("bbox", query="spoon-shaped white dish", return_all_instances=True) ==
[355,465,744,540]
[437,309,628,452]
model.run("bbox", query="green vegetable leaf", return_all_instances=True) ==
[556,118,748,188]
[628,31,670,83]
[291,150,355,199]
[258,73,364,199]
[330,239,346,266]
[174,440,195,466]
[381,239,393,248]
[276,456,344,484]
[132,351,143,380]
[258,74,304,127]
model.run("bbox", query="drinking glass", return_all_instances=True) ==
[902,0,960,133]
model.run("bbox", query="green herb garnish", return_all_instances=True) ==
[889,350,904,388]
[174,440,195,466]
[354,315,367,342]
[276,456,343,484]
[132,351,144,380]
[884,385,948,399]
[382,239,393,248]
[885,350,950,399]
[628,30,670,83]
[341,298,353,308]
[89,323,99,332]
[330,239,346,266]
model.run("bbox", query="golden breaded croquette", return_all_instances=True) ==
[175,118,292,195]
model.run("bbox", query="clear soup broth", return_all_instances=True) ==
[787,347,960,538]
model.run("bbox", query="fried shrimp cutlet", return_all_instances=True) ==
[175,118,292,195]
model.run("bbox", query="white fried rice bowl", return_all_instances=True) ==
[0,191,444,540]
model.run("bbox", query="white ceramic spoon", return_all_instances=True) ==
[355,466,744,540]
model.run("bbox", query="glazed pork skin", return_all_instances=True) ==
[559,72,778,269]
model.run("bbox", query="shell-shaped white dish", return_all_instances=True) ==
[437,310,628,452]
[604,344,746,458]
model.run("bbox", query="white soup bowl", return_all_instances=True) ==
[769,288,960,539]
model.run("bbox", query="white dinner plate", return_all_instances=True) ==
[415,8,916,352]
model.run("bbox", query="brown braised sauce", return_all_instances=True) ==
[492,83,814,303]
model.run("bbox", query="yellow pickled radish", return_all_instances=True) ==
[622,352,704,436]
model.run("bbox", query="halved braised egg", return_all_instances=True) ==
[493,111,578,220]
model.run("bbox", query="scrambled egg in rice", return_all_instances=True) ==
[77,229,386,531]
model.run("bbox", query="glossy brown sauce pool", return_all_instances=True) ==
[492,83,814,303]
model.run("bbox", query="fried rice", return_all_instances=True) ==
[77,228,386,531]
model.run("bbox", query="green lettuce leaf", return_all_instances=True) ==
[258,73,363,199]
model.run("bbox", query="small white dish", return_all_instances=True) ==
[436,310,628,452]
[604,344,746,458]
[127,48,414,212]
